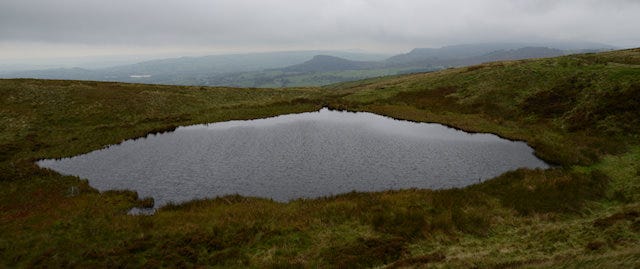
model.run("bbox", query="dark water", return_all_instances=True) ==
[38,109,548,208]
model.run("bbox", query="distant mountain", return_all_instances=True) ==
[277,46,569,73]
[386,43,525,64]
[476,47,566,61]
[0,50,391,84]
[431,46,568,67]
[99,50,390,76]
[385,46,605,70]
[1,42,616,87]
[279,55,383,73]
[278,47,570,75]
[386,42,614,66]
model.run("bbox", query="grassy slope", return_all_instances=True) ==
[205,67,427,88]
[1,49,640,268]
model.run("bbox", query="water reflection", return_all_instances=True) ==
[38,108,548,207]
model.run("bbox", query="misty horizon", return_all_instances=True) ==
[0,41,624,70]
[1,0,639,65]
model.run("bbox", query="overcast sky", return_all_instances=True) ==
[1,0,639,61]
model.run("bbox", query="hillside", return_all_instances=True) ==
[385,41,614,64]
[385,46,568,68]
[197,46,598,88]
[1,43,613,88]
[1,48,640,267]
[279,55,383,73]
[0,50,391,85]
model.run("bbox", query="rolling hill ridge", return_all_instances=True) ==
[1,42,614,87]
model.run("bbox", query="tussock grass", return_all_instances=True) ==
[1,48,640,267]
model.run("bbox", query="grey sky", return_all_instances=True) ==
[1,0,639,60]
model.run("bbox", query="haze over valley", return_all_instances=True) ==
[0,42,616,87]
[2,0,638,87]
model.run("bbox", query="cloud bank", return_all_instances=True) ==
[1,0,639,59]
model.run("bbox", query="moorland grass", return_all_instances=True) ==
[1,49,640,267]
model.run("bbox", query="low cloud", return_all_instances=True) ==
[1,0,639,59]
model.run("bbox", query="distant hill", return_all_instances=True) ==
[0,50,391,84]
[476,47,566,61]
[1,42,615,87]
[279,55,383,73]
[241,46,585,87]
[385,43,524,64]
[385,42,615,65]
[98,50,390,77]
[401,46,568,68]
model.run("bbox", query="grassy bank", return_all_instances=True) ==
[1,49,640,267]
